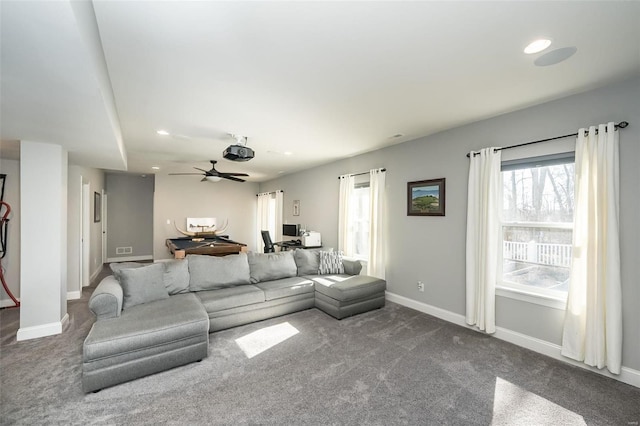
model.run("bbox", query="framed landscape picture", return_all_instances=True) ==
[407,178,445,216]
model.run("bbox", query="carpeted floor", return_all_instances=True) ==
[1,278,639,425]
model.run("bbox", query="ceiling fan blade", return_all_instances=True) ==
[194,167,212,174]
[168,173,205,175]
[221,175,246,182]
[201,177,208,182]
[222,172,250,177]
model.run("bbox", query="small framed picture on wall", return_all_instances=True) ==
[94,192,101,222]
[293,200,300,216]
[407,178,445,216]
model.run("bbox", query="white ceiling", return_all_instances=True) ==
[2,1,639,182]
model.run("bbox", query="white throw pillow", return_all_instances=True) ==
[318,250,344,275]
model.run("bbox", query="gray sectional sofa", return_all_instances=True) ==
[82,249,386,392]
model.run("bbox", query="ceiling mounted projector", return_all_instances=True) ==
[223,144,254,161]
[223,135,255,162]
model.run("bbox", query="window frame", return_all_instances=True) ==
[497,152,575,308]
[350,181,370,261]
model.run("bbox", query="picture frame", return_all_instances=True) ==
[94,192,101,223]
[293,200,300,216]
[407,178,445,216]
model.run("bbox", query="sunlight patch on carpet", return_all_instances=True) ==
[491,377,586,425]
[235,322,299,359]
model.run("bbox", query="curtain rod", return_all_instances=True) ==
[466,121,629,158]
[256,190,283,196]
[338,168,386,179]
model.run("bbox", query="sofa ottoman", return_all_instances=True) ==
[82,293,210,393]
[312,275,386,319]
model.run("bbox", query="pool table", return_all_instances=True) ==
[166,236,247,259]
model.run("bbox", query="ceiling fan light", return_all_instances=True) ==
[205,176,222,183]
[524,39,552,54]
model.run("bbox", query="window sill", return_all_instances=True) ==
[496,286,567,310]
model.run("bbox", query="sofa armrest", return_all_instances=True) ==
[88,275,123,320]
[342,258,363,276]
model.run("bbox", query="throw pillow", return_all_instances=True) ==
[163,259,190,295]
[188,253,251,291]
[109,261,145,280]
[293,249,320,276]
[318,250,345,275]
[248,251,298,283]
[116,263,169,310]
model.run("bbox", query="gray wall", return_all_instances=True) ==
[153,174,259,260]
[106,173,154,260]
[260,76,640,371]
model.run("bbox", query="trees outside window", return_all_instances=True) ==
[500,156,574,297]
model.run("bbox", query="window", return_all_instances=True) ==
[256,191,283,253]
[350,183,370,260]
[500,153,575,300]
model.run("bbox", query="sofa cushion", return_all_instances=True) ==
[248,251,297,283]
[196,285,265,313]
[188,253,251,291]
[318,250,344,275]
[342,258,363,276]
[117,263,169,310]
[163,259,190,295]
[312,275,386,302]
[83,293,209,362]
[293,249,321,276]
[255,276,315,301]
[109,261,146,280]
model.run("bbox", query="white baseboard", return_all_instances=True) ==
[89,264,104,285]
[66,291,81,300]
[106,255,153,263]
[1,298,20,308]
[385,291,640,389]
[16,313,69,341]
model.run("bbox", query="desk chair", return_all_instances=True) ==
[261,230,275,253]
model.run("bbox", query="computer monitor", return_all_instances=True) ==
[282,224,299,237]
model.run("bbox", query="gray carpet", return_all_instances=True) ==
[1,283,639,425]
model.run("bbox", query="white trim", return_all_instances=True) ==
[503,221,573,230]
[66,291,81,300]
[385,291,640,389]
[0,298,20,308]
[496,286,567,310]
[90,264,103,284]
[106,255,153,263]
[385,292,467,327]
[16,313,69,341]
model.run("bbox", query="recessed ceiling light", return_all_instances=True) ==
[156,130,170,136]
[524,39,552,54]
[151,166,160,170]
[284,151,293,156]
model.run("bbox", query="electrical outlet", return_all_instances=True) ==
[417,281,425,292]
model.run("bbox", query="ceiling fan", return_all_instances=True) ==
[169,160,249,183]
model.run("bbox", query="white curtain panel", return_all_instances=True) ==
[465,147,502,334]
[256,192,271,253]
[338,174,355,256]
[368,169,386,279]
[561,122,622,374]
[274,190,284,244]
